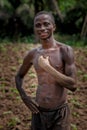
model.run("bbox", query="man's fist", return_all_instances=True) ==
[38,56,50,69]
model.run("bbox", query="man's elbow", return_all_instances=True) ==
[71,78,77,91]
[15,73,24,80]
[71,80,77,92]
[15,73,20,82]
[71,86,77,92]
[15,73,23,86]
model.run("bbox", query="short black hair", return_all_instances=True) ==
[34,11,55,24]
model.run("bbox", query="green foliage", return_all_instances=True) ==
[77,70,83,76]
[75,0,87,11]
[0,0,34,38]
[0,33,86,47]
[0,37,11,44]
[54,34,86,47]
[30,84,36,88]
[0,125,4,130]
[71,124,78,130]
[21,0,30,4]
[69,97,81,108]
[82,74,87,81]
[11,66,16,71]
[16,4,34,28]
[29,73,36,78]
[10,88,19,95]
[16,96,21,101]
[19,35,35,43]
[0,0,14,14]
[0,84,5,94]
[3,111,13,115]
[7,117,21,127]
[0,44,7,52]
[0,0,87,40]
[59,0,76,13]
[72,112,79,118]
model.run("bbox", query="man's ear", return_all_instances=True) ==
[53,24,56,31]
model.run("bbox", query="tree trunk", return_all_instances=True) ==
[34,0,44,14]
[81,14,87,38]
[50,0,63,22]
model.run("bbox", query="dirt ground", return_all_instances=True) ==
[0,43,87,130]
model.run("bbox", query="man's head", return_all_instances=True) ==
[34,11,55,25]
[34,11,56,40]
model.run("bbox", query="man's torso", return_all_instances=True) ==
[32,44,67,109]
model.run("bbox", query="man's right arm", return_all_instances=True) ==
[15,50,39,113]
[15,50,33,99]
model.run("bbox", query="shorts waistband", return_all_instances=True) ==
[38,102,68,112]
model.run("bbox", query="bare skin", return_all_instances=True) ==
[15,14,76,114]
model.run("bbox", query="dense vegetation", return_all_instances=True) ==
[0,0,87,44]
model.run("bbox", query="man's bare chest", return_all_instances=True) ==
[33,48,64,72]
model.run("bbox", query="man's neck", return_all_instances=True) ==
[40,37,56,49]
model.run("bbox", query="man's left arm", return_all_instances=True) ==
[38,46,77,92]
[62,46,77,91]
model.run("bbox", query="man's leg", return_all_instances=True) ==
[53,104,70,130]
[31,113,41,130]
[31,113,46,130]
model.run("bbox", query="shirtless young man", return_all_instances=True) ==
[15,11,77,130]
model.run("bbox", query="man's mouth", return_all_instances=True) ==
[39,32,48,37]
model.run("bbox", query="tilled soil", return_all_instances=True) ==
[0,44,87,130]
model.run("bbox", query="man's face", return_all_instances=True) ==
[34,14,55,40]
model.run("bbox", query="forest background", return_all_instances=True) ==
[0,0,87,45]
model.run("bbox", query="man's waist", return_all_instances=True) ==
[38,101,68,112]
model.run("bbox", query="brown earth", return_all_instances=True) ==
[0,43,87,130]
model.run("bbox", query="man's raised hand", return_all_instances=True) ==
[38,55,50,69]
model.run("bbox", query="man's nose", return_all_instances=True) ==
[40,25,45,30]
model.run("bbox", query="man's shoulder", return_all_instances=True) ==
[24,46,41,60]
[56,41,73,54]
[56,41,74,61]
[27,46,41,55]
[56,41,72,50]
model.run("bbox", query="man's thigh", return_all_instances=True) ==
[53,104,70,130]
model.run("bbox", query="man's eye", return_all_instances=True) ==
[44,22,50,26]
[35,24,41,28]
